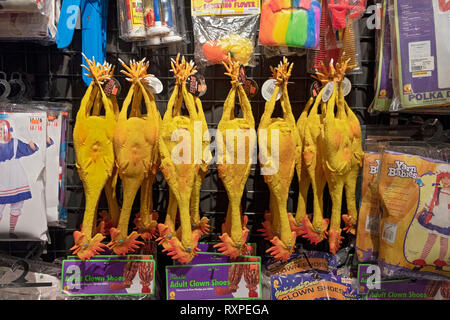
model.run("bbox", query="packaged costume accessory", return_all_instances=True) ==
[378,142,449,280]
[0,104,48,241]
[191,0,260,67]
[389,0,450,112]
[259,0,321,49]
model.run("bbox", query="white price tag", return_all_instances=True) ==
[322,81,334,102]
[261,79,281,102]
[342,77,352,96]
[144,76,163,94]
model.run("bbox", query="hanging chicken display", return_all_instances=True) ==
[258,57,302,262]
[106,58,161,255]
[294,56,363,255]
[213,54,256,258]
[156,54,211,264]
[71,56,117,260]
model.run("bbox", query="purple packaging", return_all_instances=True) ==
[358,264,450,300]
[390,0,450,112]
[166,262,261,300]
[372,0,393,112]
[61,258,156,296]
[174,252,260,265]
[271,272,358,300]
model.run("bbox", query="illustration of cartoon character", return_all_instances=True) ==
[413,164,450,267]
[0,118,39,238]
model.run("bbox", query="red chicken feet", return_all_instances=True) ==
[155,223,176,249]
[134,212,159,241]
[296,216,329,245]
[192,216,211,236]
[257,210,276,241]
[342,214,357,235]
[96,210,116,236]
[107,229,144,255]
[70,231,107,260]
[214,228,250,259]
[162,237,201,264]
[266,232,296,262]
[326,227,344,255]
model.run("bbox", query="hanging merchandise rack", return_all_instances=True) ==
[0,0,448,301]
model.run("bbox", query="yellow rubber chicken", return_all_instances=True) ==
[214,55,256,259]
[340,78,364,235]
[321,59,353,255]
[189,91,212,238]
[107,58,160,255]
[71,56,116,260]
[258,58,301,262]
[156,54,210,264]
[95,66,121,236]
[294,87,330,245]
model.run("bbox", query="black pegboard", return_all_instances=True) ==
[0,0,400,264]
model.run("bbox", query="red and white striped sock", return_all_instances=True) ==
[439,237,448,261]
[420,234,437,260]
[9,215,19,233]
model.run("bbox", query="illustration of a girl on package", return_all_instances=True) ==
[413,164,450,267]
[0,118,39,238]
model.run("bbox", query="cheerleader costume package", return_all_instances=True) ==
[0,107,48,241]
[378,143,450,280]
[43,104,69,225]
[389,0,450,112]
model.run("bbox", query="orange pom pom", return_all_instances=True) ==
[202,41,227,64]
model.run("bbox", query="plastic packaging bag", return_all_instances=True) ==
[355,141,382,263]
[0,0,58,42]
[33,102,70,226]
[139,0,185,46]
[389,0,450,112]
[377,142,450,280]
[258,0,321,49]
[191,0,260,67]
[370,0,393,112]
[117,0,147,41]
[0,104,48,241]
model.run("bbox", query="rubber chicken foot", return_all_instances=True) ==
[162,237,201,264]
[107,229,144,255]
[266,232,296,262]
[214,229,250,259]
[257,210,276,241]
[97,210,116,236]
[342,214,357,235]
[191,216,211,236]
[326,227,344,255]
[70,231,107,261]
[156,223,202,264]
[295,215,329,245]
[134,212,159,240]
